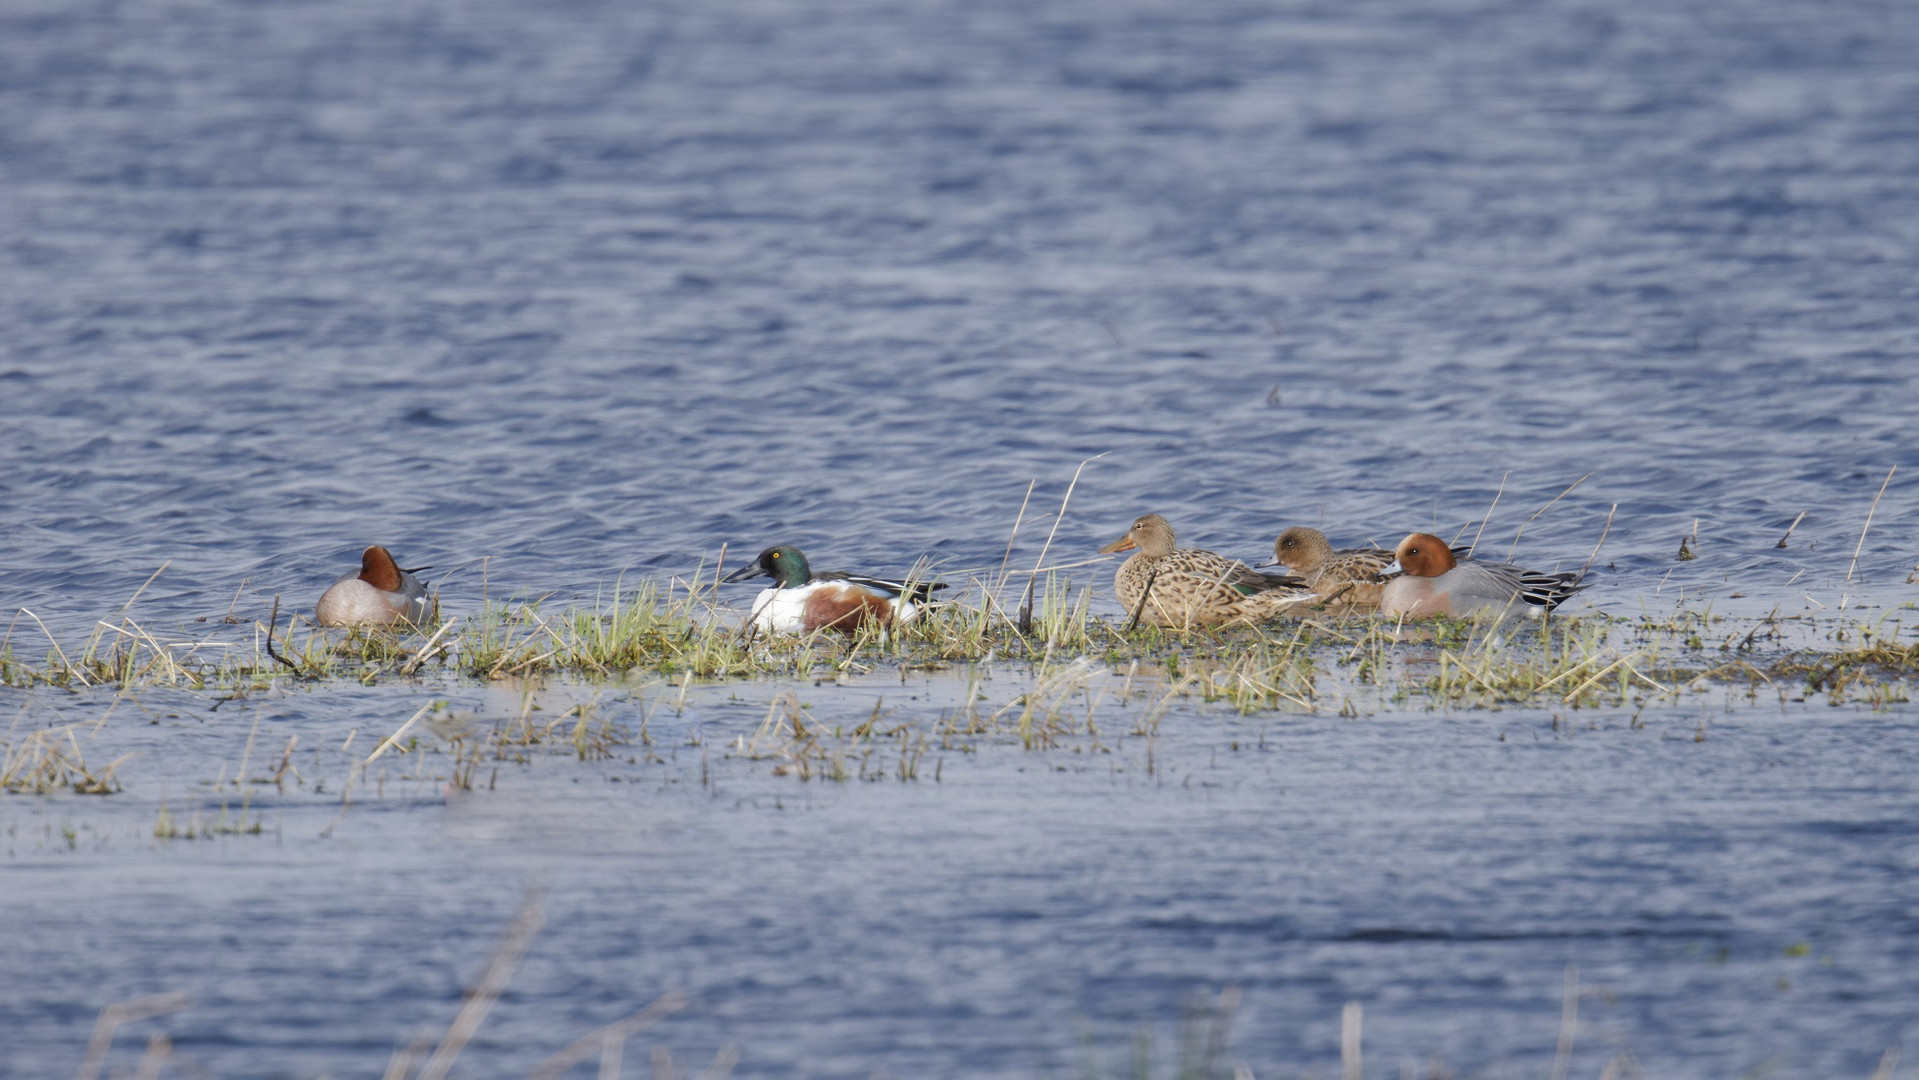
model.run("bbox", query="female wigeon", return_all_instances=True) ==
[1098,514,1316,629]
[316,546,436,628]
[722,545,945,636]
[1378,532,1585,618]
[1270,527,1473,613]
[1269,527,1398,612]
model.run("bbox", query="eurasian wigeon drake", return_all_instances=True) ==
[722,544,945,636]
[1098,514,1317,629]
[1378,532,1586,618]
[1270,526,1470,613]
[316,546,436,629]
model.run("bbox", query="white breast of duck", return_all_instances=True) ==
[747,579,926,635]
[724,545,942,636]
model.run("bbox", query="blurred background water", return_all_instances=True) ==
[4,0,1919,1076]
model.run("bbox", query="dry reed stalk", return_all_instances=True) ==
[1559,654,1654,703]
[1845,465,1896,585]
[1024,453,1106,598]
[400,619,460,675]
[230,710,262,789]
[74,990,191,1080]
[1123,568,1162,633]
[3,721,129,796]
[995,479,1039,594]
[382,1029,437,1080]
[1340,1001,1362,1080]
[413,891,547,1080]
[1530,650,1613,694]
[104,561,170,627]
[131,1034,170,1080]
[361,703,434,766]
[1506,474,1589,559]
[221,578,251,623]
[19,608,85,685]
[1549,964,1579,1080]
[1776,509,1808,548]
[527,993,689,1080]
[321,701,437,835]
[264,594,300,673]
[1035,554,1136,575]
[1201,987,1239,1079]
[1465,471,1508,554]
[1581,504,1617,577]
[693,1046,741,1080]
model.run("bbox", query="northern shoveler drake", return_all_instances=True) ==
[316,545,436,629]
[1098,514,1317,629]
[1378,532,1586,618]
[721,544,945,636]
[1269,526,1470,613]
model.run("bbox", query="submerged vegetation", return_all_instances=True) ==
[1,717,129,796]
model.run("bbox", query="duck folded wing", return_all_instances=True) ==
[1516,568,1587,610]
[1156,550,1300,595]
[1242,565,1311,592]
[818,570,948,603]
[1451,560,1585,613]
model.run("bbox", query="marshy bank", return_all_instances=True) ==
[6,589,1918,1077]
[7,567,1918,708]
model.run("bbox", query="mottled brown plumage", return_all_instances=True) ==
[1098,514,1316,629]
[1270,527,1399,612]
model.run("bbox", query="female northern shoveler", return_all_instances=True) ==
[722,545,945,636]
[1098,514,1316,629]
[1378,532,1586,618]
[1270,526,1469,613]
[316,545,436,628]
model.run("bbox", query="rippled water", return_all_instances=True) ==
[6,0,1919,629]
[5,0,1919,1076]
[9,671,1919,1079]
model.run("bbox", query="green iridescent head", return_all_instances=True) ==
[723,544,812,588]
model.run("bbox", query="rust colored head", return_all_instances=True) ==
[358,546,404,591]
[1392,533,1459,578]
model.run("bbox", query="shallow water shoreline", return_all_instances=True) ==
[7,624,1917,1078]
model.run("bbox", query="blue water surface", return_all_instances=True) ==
[4,0,1919,1076]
